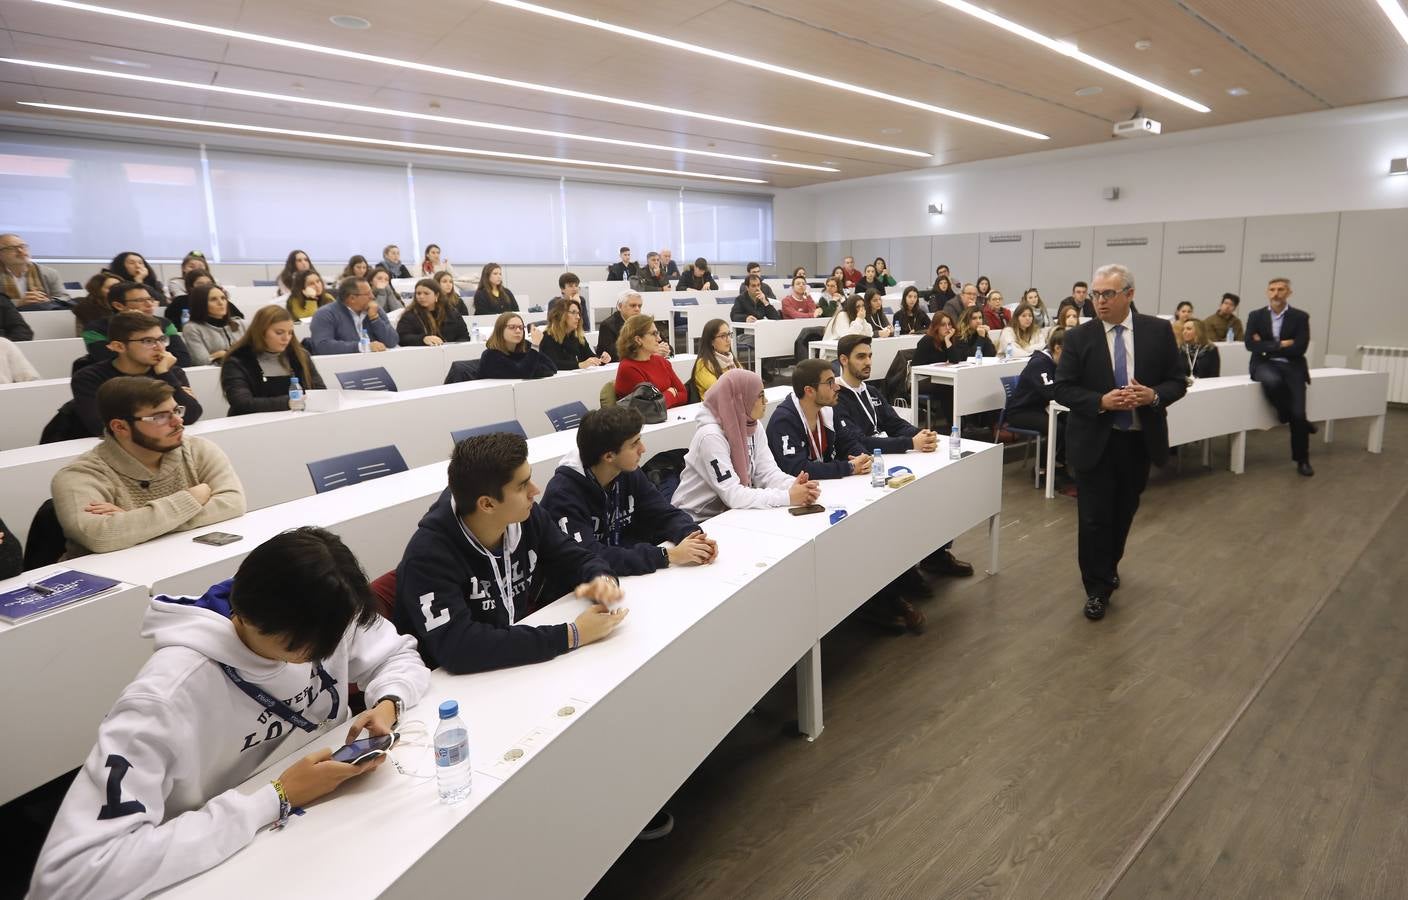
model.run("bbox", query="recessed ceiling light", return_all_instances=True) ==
[17,101,770,183]
[1133,39,1152,51]
[1188,67,1204,76]
[88,54,148,68]
[329,15,370,29]
[0,58,839,172]
[34,0,930,159]
[483,0,1049,140]
[925,0,1210,113]
[1074,86,1103,97]
[880,127,902,135]
[1226,86,1249,96]
[1374,0,1408,49]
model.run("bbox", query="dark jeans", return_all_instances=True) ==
[1251,363,1310,461]
[1075,431,1150,599]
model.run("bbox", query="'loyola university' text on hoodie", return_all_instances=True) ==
[394,488,613,674]
[540,449,699,575]
[30,581,428,900]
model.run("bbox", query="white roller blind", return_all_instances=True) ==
[682,191,773,265]
[413,168,563,265]
[0,134,207,259]
[564,181,679,265]
[207,150,413,262]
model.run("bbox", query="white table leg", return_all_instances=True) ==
[1369,414,1385,453]
[910,371,920,421]
[1202,439,1211,468]
[986,513,1001,575]
[1230,431,1246,474]
[1045,404,1058,499]
[1323,419,1334,444]
[795,643,823,742]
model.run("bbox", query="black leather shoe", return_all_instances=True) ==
[1308,422,1319,435]
[1111,572,1120,591]
[1084,595,1106,620]
[1297,461,1315,477]
[922,549,974,577]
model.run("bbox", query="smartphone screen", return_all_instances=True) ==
[788,504,825,516]
[193,532,243,546]
[332,733,396,764]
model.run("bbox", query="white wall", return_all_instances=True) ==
[774,100,1408,242]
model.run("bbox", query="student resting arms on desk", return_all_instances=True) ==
[52,377,244,555]
[615,313,687,407]
[478,312,558,379]
[539,297,610,371]
[396,278,470,347]
[542,406,717,574]
[766,358,873,480]
[29,528,429,900]
[675,368,820,521]
[394,432,626,674]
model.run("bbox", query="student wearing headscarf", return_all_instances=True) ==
[674,368,819,521]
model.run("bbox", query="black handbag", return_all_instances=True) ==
[616,382,667,424]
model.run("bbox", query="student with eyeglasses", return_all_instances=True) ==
[71,312,204,438]
[478,312,556,379]
[690,318,737,397]
[83,281,193,368]
[765,358,872,481]
[615,314,686,408]
[51,376,243,555]
[30,528,428,899]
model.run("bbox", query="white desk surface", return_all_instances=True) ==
[0,570,151,805]
[159,525,814,899]
[910,357,1029,421]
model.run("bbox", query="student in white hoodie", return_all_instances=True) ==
[674,367,820,522]
[30,527,430,900]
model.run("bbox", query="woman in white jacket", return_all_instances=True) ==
[821,293,873,341]
[675,368,820,521]
[30,528,430,900]
[995,302,1045,359]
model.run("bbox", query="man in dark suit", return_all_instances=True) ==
[1054,264,1186,621]
[606,247,639,282]
[1245,276,1314,476]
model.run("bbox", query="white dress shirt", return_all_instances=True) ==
[1102,312,1141,430]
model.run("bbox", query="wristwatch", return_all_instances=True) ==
[659,546,671,568]
[379,695,404,729]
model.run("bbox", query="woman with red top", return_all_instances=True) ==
[981,289,1011,332]
[615,313,686,408]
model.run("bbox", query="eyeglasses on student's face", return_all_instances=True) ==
[1089,287,1130,302]
[128,405,185,426]
[0,241,28,252]
[123,335,170,348]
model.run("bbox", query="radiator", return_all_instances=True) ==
[1359,345,1408,403]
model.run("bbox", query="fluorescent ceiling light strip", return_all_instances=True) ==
[930,0,1210,113]
[486,0,1048,140]
[1376,0,1408,47]
[16,102,769,183]
[31,0,930,159]
[1,57,838,172]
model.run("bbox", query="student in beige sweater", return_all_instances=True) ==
[51,377,246,555]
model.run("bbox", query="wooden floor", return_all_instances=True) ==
[590,411,1408,900]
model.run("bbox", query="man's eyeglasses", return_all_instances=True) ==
[818,377,837,388]
[0,242,27,252]
[1089,287,1130,302]
[128,405,185,426]
[123,336,170,348]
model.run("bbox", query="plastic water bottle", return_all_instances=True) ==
[358,328,371,354]
[434,700,472,804]
[287,376,305,412]
[473,324,483,342]
[180,308,190,327]
[1005,340,1015,360]
[870,448,886,487]
[949,424,961,461]
[974,343,983,363]
[1226,325,1234,343]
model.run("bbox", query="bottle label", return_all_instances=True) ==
[436,741,468,767]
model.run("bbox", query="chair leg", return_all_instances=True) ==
[1032,433,1042,488]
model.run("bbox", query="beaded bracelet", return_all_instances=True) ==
[568,622,580,650]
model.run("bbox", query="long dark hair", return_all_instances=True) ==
[840,292,865,323]
[408,278,447,336]
[864,289,888,329]
[341,255,370,279]
[699,318,733,378]
[188,283,239,329]
[109,251,165,300]
[896,286,923,330]
[279,249,315,291]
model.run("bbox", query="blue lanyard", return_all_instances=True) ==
[220,662,339,733]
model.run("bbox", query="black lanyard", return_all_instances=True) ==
[221,662,339,733]
[603,480,624,547]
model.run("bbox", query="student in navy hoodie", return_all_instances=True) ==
[766,357,871,480]
[1007,326,1068,481]
[541,406,717,575]
[394,431,626,675]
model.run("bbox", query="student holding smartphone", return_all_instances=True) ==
[30,528,429,899]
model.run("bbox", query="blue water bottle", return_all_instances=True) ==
[434,700,472,804]
[974,343,983,363]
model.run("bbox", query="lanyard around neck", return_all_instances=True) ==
[221,662,339,733]
[456,508,518,622]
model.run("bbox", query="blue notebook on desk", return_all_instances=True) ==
[0,571,122,623]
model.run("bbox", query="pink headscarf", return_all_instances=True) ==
[703,367,765,486]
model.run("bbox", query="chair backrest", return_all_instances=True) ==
[672,296,699,306]
[716,297,732,305]
[599,381,617,409]
[451,420,527,444]
[253,279,277,287]
[22,499,70,571]
[997,375,1020,429]
[63,281,82,290]
[445,359,481,384]
[335,367,398,392]
[546,400,589,432]
[306,445,408,493]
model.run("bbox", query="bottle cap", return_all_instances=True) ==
[438,700,459,719]
[873,448,881,455]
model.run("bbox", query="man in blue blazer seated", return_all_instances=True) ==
[308,276,399,355]
[1245,276,1315,477]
